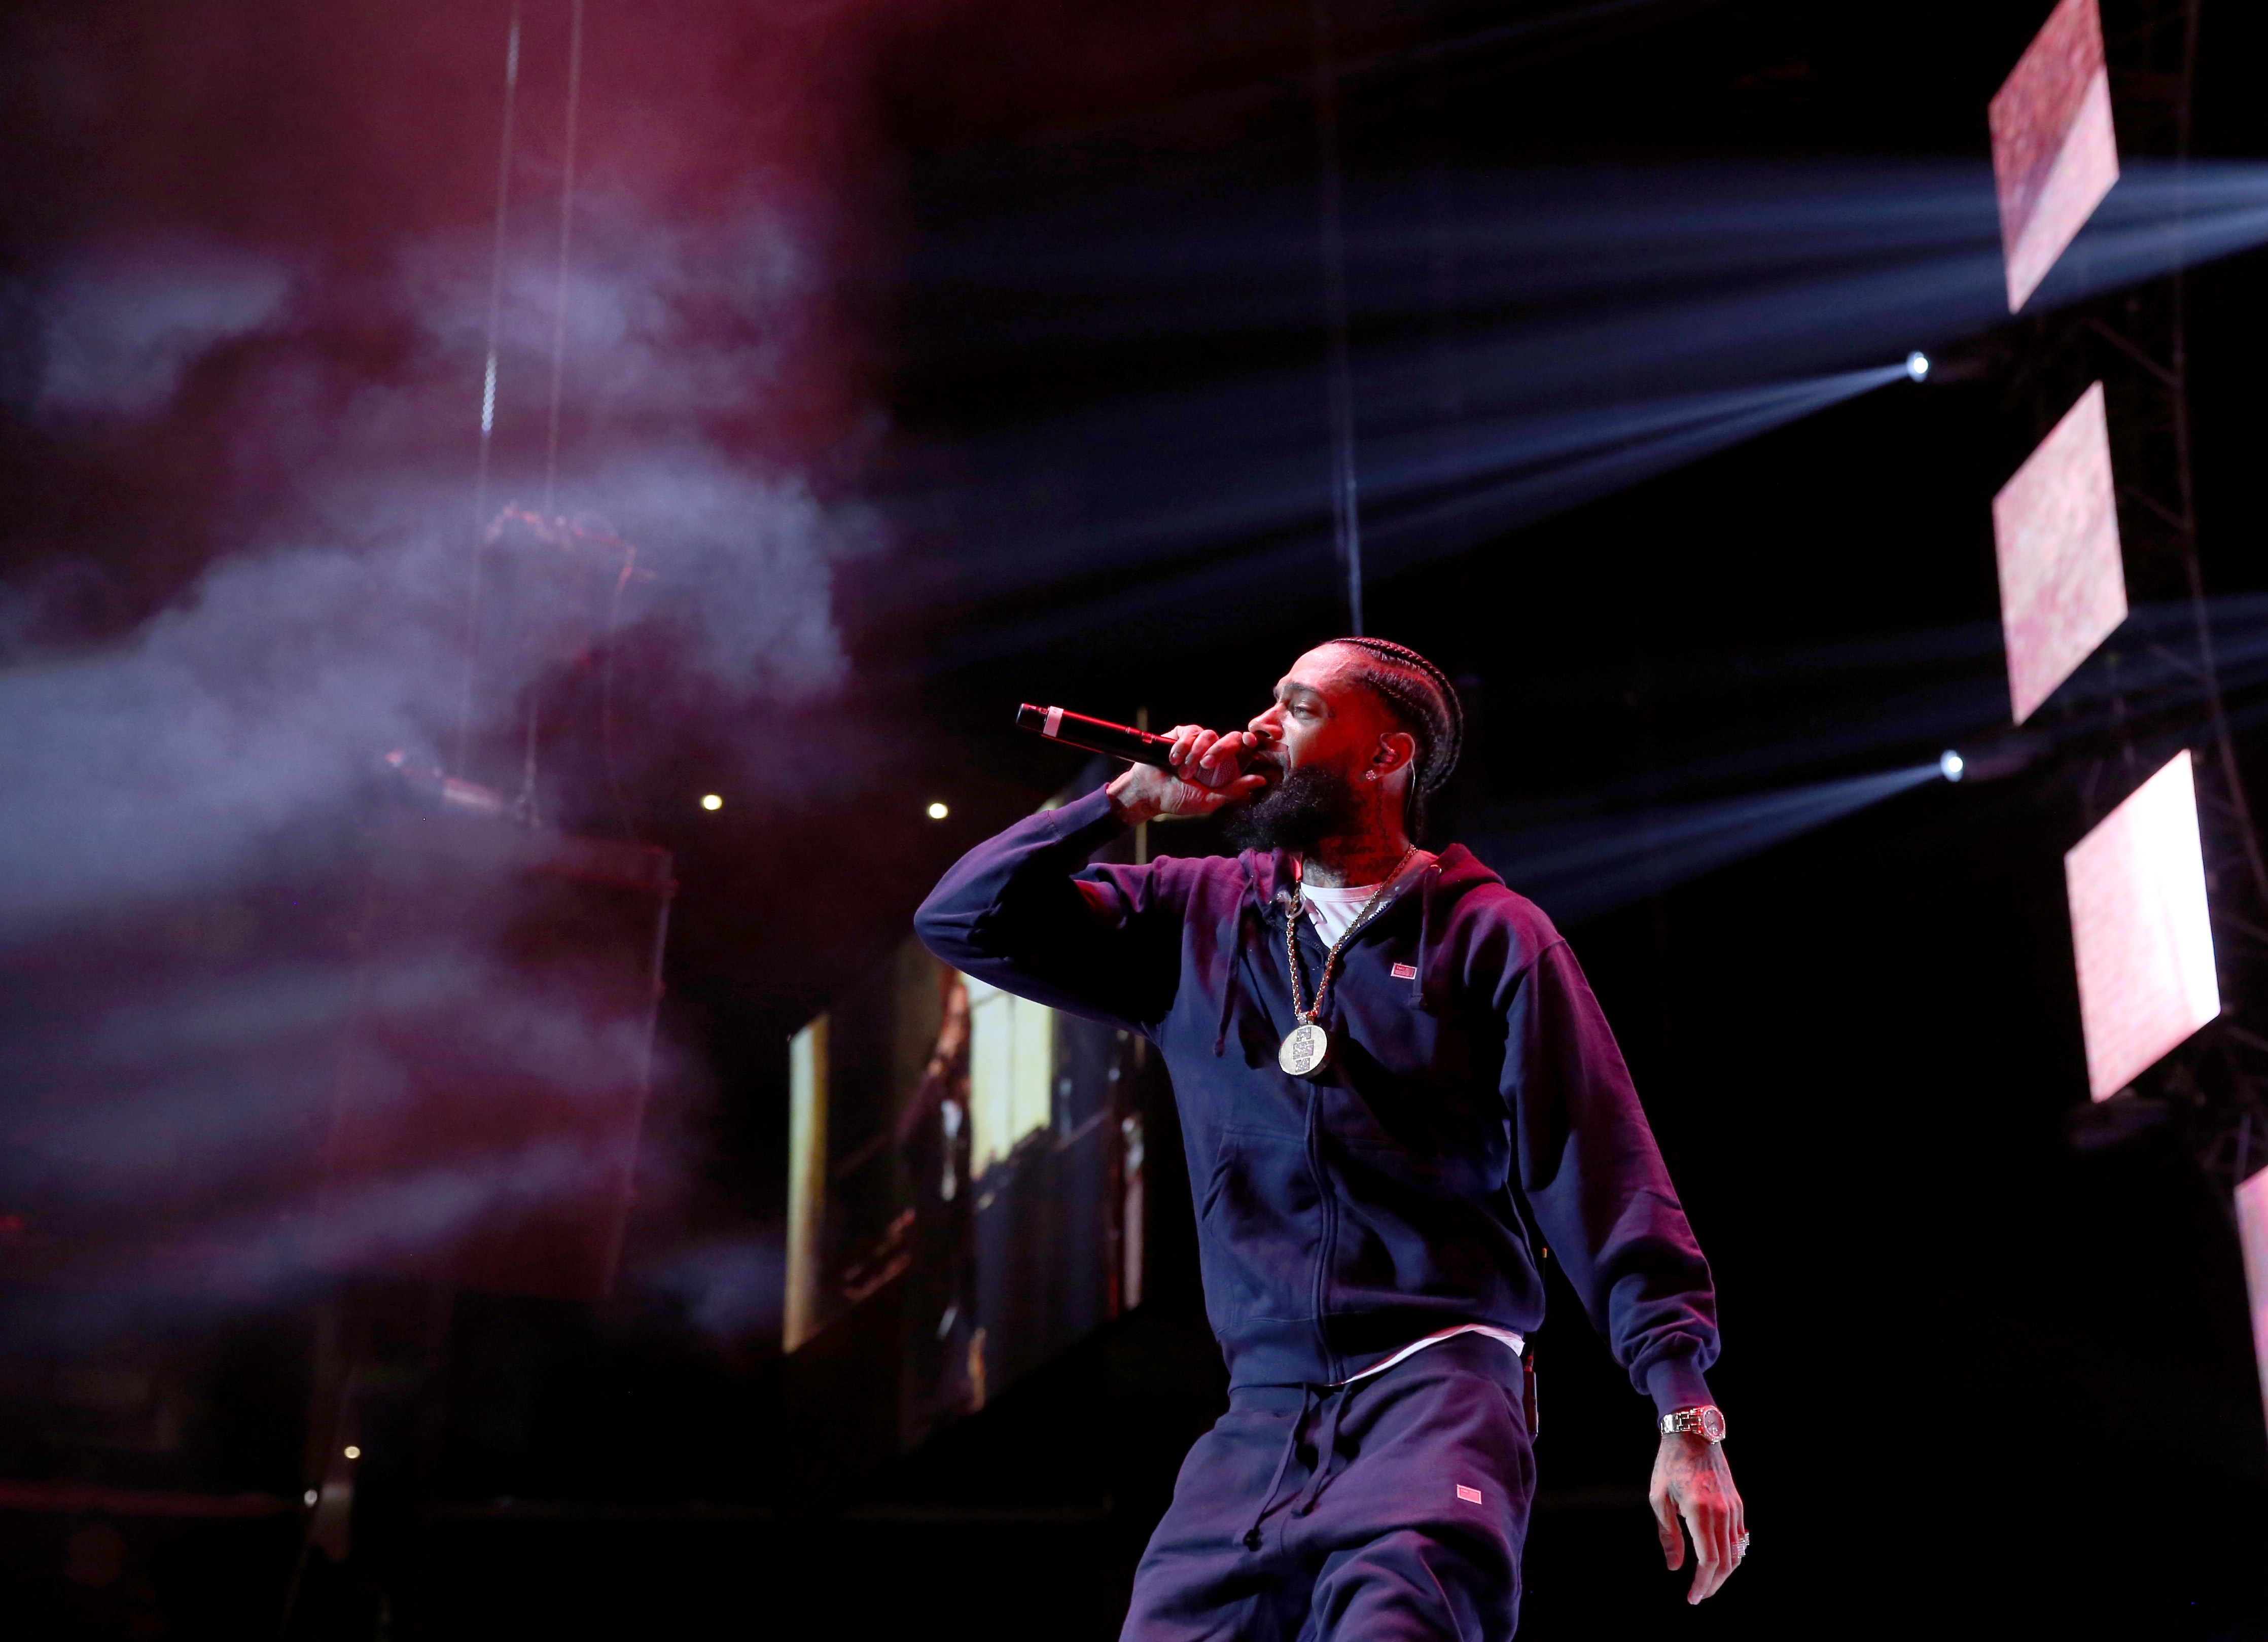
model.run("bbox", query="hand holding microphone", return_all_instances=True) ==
[1017,703,1271,824]
[1117,724,1270,823]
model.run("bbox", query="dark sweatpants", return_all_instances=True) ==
[1121,1335,1535,1642]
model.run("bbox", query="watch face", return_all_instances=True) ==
[1698,1407,1726,1442]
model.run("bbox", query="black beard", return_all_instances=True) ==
[1222,762,1360,854]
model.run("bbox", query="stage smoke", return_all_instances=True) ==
[0,0,897,1334]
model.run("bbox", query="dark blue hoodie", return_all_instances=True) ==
[913,785,1719,1415]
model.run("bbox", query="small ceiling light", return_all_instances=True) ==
[1939,750,1965,782]
[927,801,950,820]
[700,794,723,812]
[1906,351,1932,383]
[343,1445,361,1460]
[304,1489,318,1507]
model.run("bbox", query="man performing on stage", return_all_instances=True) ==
[915,637,1745,1639]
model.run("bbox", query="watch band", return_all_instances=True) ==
[1658,1405,1726,1443]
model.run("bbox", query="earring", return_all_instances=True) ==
[1364,770,1378,781]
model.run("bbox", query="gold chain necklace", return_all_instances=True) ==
[1278,847,1415,1079]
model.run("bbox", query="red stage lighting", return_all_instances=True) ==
[1990,0,2119,312]
[1993,381,2127,724]
[2064,751,2220,1100]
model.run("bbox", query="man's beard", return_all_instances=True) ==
[1222,762,1361,854]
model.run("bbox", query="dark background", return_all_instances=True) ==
[3,1,2267,1637]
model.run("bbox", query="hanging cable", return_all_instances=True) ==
[475,4,521,517]
[1311,0,1363,635]
[515,0,587,824]
[453,2,523,778]
[541,0,586,520]
[601,540,642,844]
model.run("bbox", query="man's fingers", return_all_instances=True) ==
[1197,730,1251,769]
[1682,1501,1737,1604]
[1162,770,1266,817]
[1167,729,1264,794]
[1679,1493,1711,1602]
[1648,1486,1683,1569]
[1688,1511,1726,1603]
[1194,773,1267,811]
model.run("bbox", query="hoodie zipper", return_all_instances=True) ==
[1281,859,1438,1386]
[1291,909,1341,1383]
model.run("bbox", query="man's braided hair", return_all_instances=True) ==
[1325,636,1464,841]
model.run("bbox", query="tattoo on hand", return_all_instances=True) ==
[1647,1432,1747,1605]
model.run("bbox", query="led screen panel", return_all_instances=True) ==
[964,975,1054,1180]
[2238,1169,2268,1442]
[782,937,1157,1449]
[2064,750,2220,1099]
[1994,381,2127,724]
[1990,0,2119,311]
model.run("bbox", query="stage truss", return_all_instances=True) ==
[1999,0,2268,1198]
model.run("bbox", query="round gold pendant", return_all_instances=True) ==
[1279,1021,1331,1079]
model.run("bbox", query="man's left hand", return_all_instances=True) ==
[1648,1431,1747,1604]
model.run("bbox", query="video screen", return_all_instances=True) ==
[1994,381,2127,724]
[783,845,1166,1452]
[2063,750,2220,1100]
[2238,1168,2268,1441]
[1990,0,2119,311]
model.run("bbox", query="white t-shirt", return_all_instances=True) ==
[1300,881,1384,944]
[1299,854,1434,943]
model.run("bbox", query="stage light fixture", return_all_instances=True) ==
[700,794,723,812]
[343,1445,360,1460]
[2064,749,2219,1100]
[927,801,950,820]
[1938,732,2047,786]
[1906,351,1931,383]
[303,1490,318,1507]
[1994,381,2127,724]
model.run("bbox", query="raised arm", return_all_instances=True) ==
[912,724,1265,1026]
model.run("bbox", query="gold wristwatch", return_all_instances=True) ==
[1658,1406,1726,1443]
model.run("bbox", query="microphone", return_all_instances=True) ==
[1016,704,1177,768]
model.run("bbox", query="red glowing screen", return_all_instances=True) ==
[2064,750,2220,1100]
[2238,1168,2268,1441]
[1990,0,2119,311]
[1994,381,2127,724]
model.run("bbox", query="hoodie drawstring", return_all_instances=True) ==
[1216,861,1280,1057]
[1239,1383,1317,1551]
[1290,1389,1350,1518]
[1212,905,1244,1057]
[1237,1378,1360,1551]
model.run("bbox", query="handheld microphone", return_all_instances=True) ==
[1016,704,1177,768]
